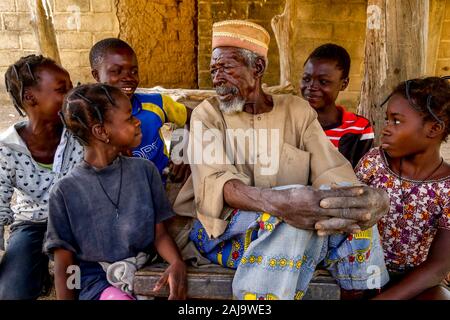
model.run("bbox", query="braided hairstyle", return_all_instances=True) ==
[4,54,59,117]
[390,77,450,141]
[60,83,122,145]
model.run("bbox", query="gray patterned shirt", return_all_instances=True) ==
[0,121,84,226]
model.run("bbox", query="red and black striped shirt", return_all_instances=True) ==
[323,105,374,168]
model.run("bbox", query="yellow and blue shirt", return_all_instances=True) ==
[130,93,187,176]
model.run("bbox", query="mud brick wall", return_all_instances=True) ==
[116,0,197,89]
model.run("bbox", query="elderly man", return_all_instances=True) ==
[174,20,389,300]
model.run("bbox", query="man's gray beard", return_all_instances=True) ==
[219,97,245,114]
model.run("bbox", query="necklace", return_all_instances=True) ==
[398,157,444,203]
[91,157,123,219]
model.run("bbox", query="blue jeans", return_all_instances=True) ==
[0,222,49,300]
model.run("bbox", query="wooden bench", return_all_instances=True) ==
[133,94,340,300]
[133,263,340,300]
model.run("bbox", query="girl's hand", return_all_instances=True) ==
[153,260,187,300]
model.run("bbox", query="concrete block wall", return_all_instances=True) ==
[292,0,368,111]
[0,0,119,130]
[0,0,36,128]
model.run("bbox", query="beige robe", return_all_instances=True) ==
[174,94,358,240]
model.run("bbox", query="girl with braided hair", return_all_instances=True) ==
[355,76,450,299]
[0,55,84,299]
[44,83,186,300]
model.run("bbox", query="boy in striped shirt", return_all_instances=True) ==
[300,43,374,167]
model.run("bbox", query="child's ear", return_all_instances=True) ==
[340,78,349,91]
[426,121,445,139]
[23,88,37,107]
[91,123,109,144]
[91,69,100,82]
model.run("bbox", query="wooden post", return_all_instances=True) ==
[29,0,61,64]
[267,0,296,94]
[357,0,429,144]
[426,0,447,76]
[271,0,293,87]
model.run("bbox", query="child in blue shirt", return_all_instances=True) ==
[89,38,191,181]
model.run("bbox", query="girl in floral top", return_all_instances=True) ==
[355,77,450,300]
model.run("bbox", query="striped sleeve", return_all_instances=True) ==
[325,115,374,146]
[324,108,375,167]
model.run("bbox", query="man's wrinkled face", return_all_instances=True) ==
[210,47,257,114]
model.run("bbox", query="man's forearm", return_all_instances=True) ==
[223,179,308,223]
[223,179,272,213]
[223,179,376,232]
